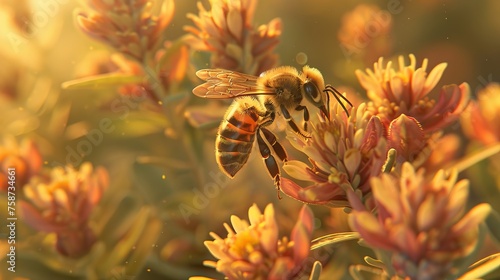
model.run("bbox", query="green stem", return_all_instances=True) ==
[449,143,500,173]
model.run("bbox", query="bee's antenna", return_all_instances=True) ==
[324,85,352,117]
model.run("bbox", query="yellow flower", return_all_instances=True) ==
[348,163,491,279]
[77,0,174,61]
[281,101,387,208]
[185,0,282,75]
[356,54,470,134]
[461,83,500,145]
[20,163,108,258]
[0,136,42,192]
[197,203,314,279]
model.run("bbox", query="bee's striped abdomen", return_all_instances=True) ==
[216,101,262,177]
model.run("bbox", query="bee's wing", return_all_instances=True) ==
[193,69,276,98]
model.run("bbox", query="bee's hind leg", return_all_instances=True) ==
[257,129,283,199]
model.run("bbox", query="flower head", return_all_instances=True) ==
[20,163,108,258]
[461,83,500,145]
[356,54,470,134]
[77,0,174,61]
[199,203,314,279]
[348,163,491,279]
[338,4,393,63]
[185,0,282,75]
[281,102,386,208]
[0,136,42,192]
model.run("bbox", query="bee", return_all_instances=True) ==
[192,66,351,197]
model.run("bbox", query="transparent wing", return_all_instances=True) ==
[193,69,276,98]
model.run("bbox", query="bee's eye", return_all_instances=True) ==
[303,82,322,103]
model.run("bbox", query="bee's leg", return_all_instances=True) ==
[280,104,310,138]
[260,127,287,162]
[256,129,282,199]
[294,105,310,132]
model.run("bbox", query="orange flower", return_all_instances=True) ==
[281,102,386,208]
[461,83,500,145]
[0,136,42,192]
[185,0,282,75]
[20,163,108,258]
[77,0,174,61]
[356,54,470,134]
[196,203,314,279]
[348,163,491,279]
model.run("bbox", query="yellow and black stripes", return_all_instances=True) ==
[215,101,262,177]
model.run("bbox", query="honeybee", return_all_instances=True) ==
[193,66,351,197]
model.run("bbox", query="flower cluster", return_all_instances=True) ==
[0,136,42,192]
[348,163,491,279]
[357,54,470,134]
[356,54,470,166]
[195,203,314,279]
[185,0,282,75]
[20,163,108,258]
[281,102,386,208]
[77,0,174,61]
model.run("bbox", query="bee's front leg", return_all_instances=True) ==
[280,104,310,139]
[260,127,287,162]
[256,129,282,199]
[294,105,309,132]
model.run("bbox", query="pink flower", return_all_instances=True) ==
[348,163,491,279]
[356,54,470,134]
[185,0,282,75]
[281,102,386,208]
[196,203,314,279]
[20,163,108,258]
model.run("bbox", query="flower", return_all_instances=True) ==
[461,83,500,146]
[185,0,282,75]
[281,101,386,208]
[356,54,470,134]
[348,163,491,279]
[338,4,393,63]
[20,163,108,258]
[197,203,314,279]
[76,0,174,61]
[0,136,42,192]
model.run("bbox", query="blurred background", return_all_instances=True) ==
[0,0,499,279]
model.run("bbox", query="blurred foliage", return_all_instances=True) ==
[0,0,499,279]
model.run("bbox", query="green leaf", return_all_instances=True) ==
[97,195,141,244]
[364,256,385,269]
[124,217,162,276]
[62,73,144,90]
[95,207,153,275]
[111,110,169,137]
[136,155,192,170]
[449,143,500,173]
[308,261,322,280]
[486,209,500,244]
[459,253,500,280]
[310,232,360,250]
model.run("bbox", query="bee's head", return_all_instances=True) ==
[301,66,329,118]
